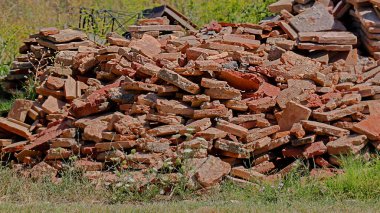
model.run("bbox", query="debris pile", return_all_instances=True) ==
[268,0,380,58]
[1,28,96,93]
[1,2,380,190]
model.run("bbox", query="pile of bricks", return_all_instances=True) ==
[349,0,380,59]
[1,28,96,93]
[268,0,380,58]
[1,2,380,189]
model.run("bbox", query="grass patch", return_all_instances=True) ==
[0,156,379,212]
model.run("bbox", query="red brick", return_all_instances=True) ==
[278,101,312,131]
[46,76,65,90]
[352,115,380,140]
[218,70,262,91]
[186,47,219,61]
[42,96,66,114]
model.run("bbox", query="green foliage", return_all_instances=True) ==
[21,76,39,101]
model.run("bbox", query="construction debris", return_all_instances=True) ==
[2,2,380,191]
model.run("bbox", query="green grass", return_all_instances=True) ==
[0,156,379,212]
[0,200,378,213]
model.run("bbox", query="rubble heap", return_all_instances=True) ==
[269,0,380,58]
[1,2,380,189]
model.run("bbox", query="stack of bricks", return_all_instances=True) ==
[268,0,380,59]
[349,0,380,59]
[1,28,95,94]
[1,6,380,190]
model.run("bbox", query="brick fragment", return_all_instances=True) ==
[74,160,103,171]
[247,97,276,113]
[205,87,241,100]
[352,115,380,140]
[124,82,160,92]
[221,34,260,49]
[8,99,34,122]
[201,78,228,88]
[0,118,31,139]
[42,96,66,114]
[156,99,194,117]
[45,148,72,160]
[291,135,316,146]
[83,121,108,143]
[40,27,59,36]
[301,120,350,137]
[313,104,365,122]
[327,135,368,155]
[254,135,290,155]
[246,125,280,143]
[290,123,305,139]
[186,47,219,61]
[185,118,212,132]
[158,68,200,94]
[278,101,312,131]
[215,139,250,156]
[195,128,228,140]
[244,136,271,151]
[95,141,136,152]
[64,76,77,100]
[230,166,265,182]
[218,70,262,91]
[193,106,228,119]
[195,156,231,187]
[50,138,78,148]
[128,34,161,58]
[147,124,185,136]
[182,94,210,107]
[46,76,65,90]
[145,114,184,125]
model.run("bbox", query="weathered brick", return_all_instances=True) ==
[312,104,365,122]
[278,101,312,131]
[42,96,66,114]
[216,120,248,138]
[215,139,249,155]
[301,120,350,137]
[158,68,200,94]
[230,166,265,182]
[46,76,65,90]
[195,156,231,187]
[205,87,241,100]
[186,47,219,61]
[0,118,31,139]
[327,135,368,155]
[195,128,228,140]
[8,99,34,122]
[352,115,380,140]
[147,124,185,136]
